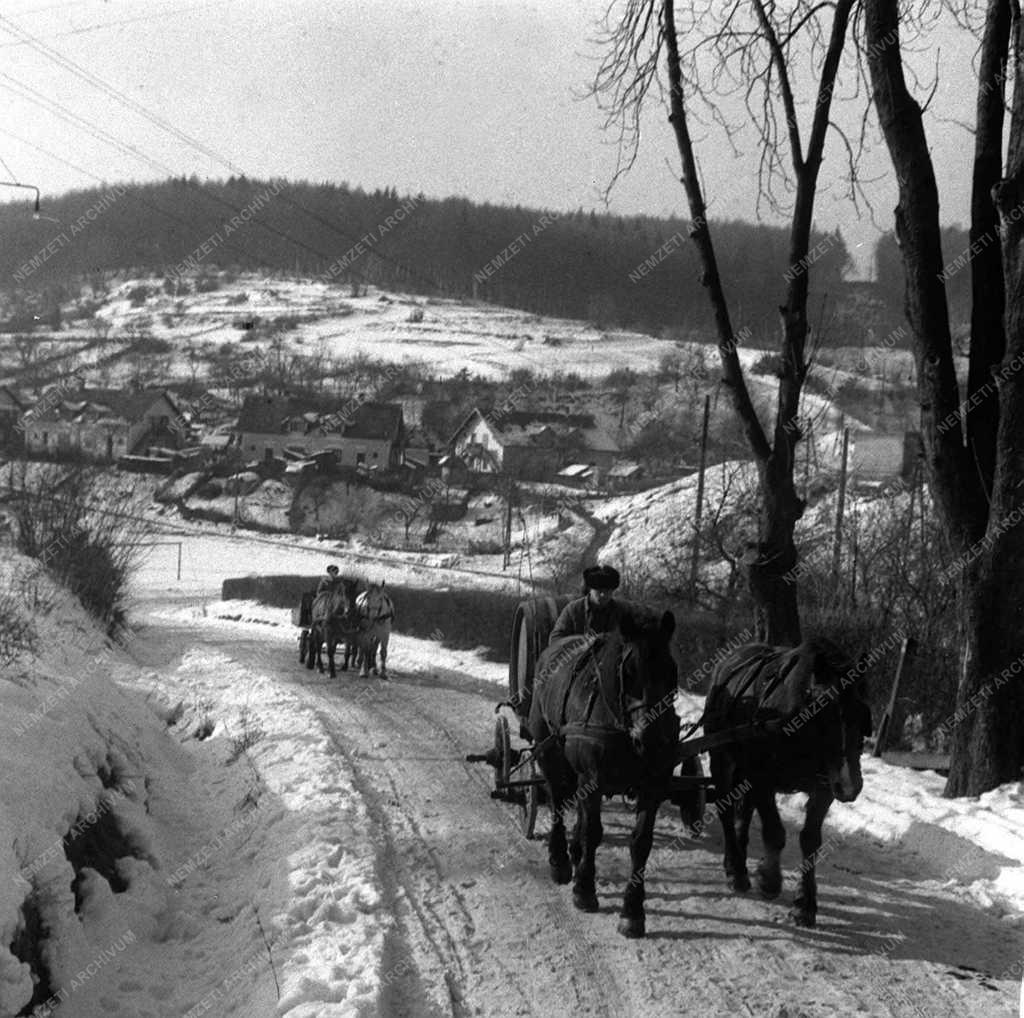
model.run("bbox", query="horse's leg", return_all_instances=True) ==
[540,751,574,885]
[735,785,755,879]
[572,784,602,913]
[568,813,582,871]
[711,753,749,892]
[791,787,833,927]
[753,786,786,899]
[305,623,317,671]
[618,789,661,938]
[340,633,350,672]
[326,630,337,679]
[378,631,389,678]
[358,633,371,677]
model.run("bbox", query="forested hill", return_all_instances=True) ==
[0,176,857,338]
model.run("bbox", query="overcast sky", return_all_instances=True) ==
[0,0,982,278]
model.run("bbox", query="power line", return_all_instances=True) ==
[0,0,243,48]
[0,70,379,282]
[0,13,444,292]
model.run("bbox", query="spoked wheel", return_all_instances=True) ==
[299,630,309,664]
[493,714,512,792]
[519,755,540,840]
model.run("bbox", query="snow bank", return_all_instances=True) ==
[0,552,389,1017]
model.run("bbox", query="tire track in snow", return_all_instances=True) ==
[136,607,1021,1018]
[306,678,630,1018]
[366,686,633,1018]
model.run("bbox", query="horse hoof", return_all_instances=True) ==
[617,916,645,938]
[789,908,816,928]
[729,873,751,893]
[379,670,388,679]
[549,861,572,884]
[340,664,347,672]
[372,666,379,675]
[756,869,782,900]
[572,891,599,912]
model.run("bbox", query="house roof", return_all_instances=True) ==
[237,394,403,442]
[342,402,403,441]
[608,460,643,478]
[453,407,619,455]
[557,463,594,478]
[29,387,179,424]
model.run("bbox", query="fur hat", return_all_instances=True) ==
[326,564,340,574]
[583,564,620,591]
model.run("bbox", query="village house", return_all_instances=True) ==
[23,387,184,462]
[235,394,405,469]
[449,407,619,482]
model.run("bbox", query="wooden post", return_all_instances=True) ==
[831,426,850,579]
[688,394,711,600]
[802,419,811,500]
[502,479,513,570]
[873,635,918,757]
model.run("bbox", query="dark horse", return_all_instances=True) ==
[705,638,873,927]
[306,578,361,678]
[527,611,679,938]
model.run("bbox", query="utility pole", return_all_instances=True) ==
[831,426,850,580]
[688,394,711,600]
[502,478,514,570]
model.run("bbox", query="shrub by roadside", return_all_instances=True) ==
[5,462,150,634]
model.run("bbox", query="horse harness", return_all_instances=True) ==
[555,638,645,748]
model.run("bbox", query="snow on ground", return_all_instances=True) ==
[0,550,395,1017]
[187,589,1024,941]
[2,504,1022,1017]
[58,275,687,385]
[670,688,1024,930]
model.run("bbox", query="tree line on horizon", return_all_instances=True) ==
[0,175,883,343]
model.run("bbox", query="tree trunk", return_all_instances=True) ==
[947,9,1024,794]
[965,0,1011,497]
[865,0,1024,794]
[661,0,854,644]
[746,454,802,644]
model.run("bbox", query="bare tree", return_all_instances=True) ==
[593,0,857,642]
[863,0,1024,795]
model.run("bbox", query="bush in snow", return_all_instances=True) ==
[7,463,150,635]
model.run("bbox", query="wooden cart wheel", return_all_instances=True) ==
[299,629,309,664]
[508,597,569,726]
[678,755,708,836]
[519,755,540,840]
[494,714,512,791]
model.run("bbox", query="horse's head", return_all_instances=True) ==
[618,610,679,755]
[358,581,393,624]
[805,639,873,803]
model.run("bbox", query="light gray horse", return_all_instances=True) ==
[355,582,394,678]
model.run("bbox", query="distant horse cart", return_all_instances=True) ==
[468,597,870,936]
[294,578,393,679]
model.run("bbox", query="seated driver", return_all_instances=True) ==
[548,564,626,644]
[316,563,341,595]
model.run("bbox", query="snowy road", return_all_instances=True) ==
[133,588,1020,1018]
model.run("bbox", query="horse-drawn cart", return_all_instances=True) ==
[467,597,722,838]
